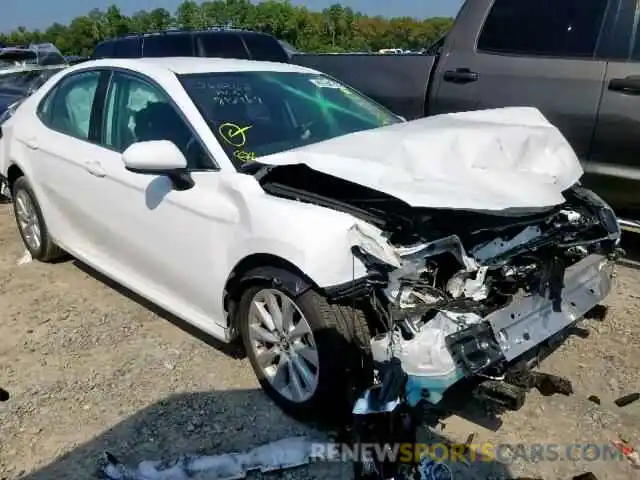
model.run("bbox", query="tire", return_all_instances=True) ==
[12,176,64,262]
[238,278,372,423]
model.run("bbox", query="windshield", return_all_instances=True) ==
[179,71,402,168]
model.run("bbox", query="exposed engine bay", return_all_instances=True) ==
[255,163,622,408]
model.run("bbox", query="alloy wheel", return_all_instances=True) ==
[247,288,319,403]
[14,189,41,252]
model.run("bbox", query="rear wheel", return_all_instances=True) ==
[238,276,372,422]
[12,176,64,262]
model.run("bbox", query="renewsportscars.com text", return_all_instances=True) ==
[310,442,625,464]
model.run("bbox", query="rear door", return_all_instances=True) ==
[587,0,640,213]
[18,68,109,254]
[430,0,610,161]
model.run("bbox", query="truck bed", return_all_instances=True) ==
[290,53,437,120]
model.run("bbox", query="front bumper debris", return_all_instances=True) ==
[486,253,614,362]
[371,254,615,406]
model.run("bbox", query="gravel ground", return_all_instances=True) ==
[1,201,640,480]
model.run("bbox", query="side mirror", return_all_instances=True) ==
[122,140,193,190]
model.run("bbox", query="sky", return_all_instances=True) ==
[1,0,465,33]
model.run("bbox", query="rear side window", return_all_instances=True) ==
[196,33,249,59]
[112,38,141,58]
[38,70,101,140]
[242,34,288,63]
[143,34,194,57]
[477,0,608,58]
[92,42,114,59]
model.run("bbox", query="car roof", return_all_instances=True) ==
[68,57,319,76]
[99,28,273,41]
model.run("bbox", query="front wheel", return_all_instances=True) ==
[238,279,372,422]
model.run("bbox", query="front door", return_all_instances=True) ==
[80,70,240,329]
[431,0,609,161]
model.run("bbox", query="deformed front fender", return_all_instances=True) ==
[226,226,371,293]
[235,265,313,298]
[224,213,401,301]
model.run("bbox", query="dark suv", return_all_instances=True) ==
[91,28,290,63]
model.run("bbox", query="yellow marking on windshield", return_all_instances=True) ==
[218,122,253,147]
[234,149,256,163]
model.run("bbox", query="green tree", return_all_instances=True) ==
[0,1,454,56]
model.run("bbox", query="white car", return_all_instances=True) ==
[0,57,622,420]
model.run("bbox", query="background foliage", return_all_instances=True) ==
[0,0,454,56]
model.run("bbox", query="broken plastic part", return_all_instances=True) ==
[572,473,599,480]
[417,456,453,480]
[383,234,478,305]
[349,221,402,269]
[352,387,401,415]
[614,393,640,408]
[376,357,408,406]
[473,379,526,411]
[534,373,573,396]
[471,226,542,263]
[611,438,640,469]
[100,437,314,480]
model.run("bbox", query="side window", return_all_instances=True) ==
[242,34,289,63]
[196,33,249,59]
[112,38,141,58]
[92,42,114,59]
[40,70,100,140]
[143,34,194,57]
[102,72,211,169]
[477,0,608,58]
[38,51,66,66]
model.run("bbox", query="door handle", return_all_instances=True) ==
[84,160,106,177]
[443,68,479,84]
[608,76,640,94]
[23,137,38,150]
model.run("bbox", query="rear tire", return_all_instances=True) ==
[12,176,64,262]
[238,276,372,423]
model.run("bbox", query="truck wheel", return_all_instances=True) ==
[12,176,64,262]
[238,279,372,422]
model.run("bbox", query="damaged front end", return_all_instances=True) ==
[350,185,621,408]
[257,164,622,410]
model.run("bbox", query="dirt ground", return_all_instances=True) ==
[0,201,639,480]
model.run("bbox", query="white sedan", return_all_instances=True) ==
[0,57,621,420]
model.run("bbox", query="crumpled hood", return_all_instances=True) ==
[257,107,584,212]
